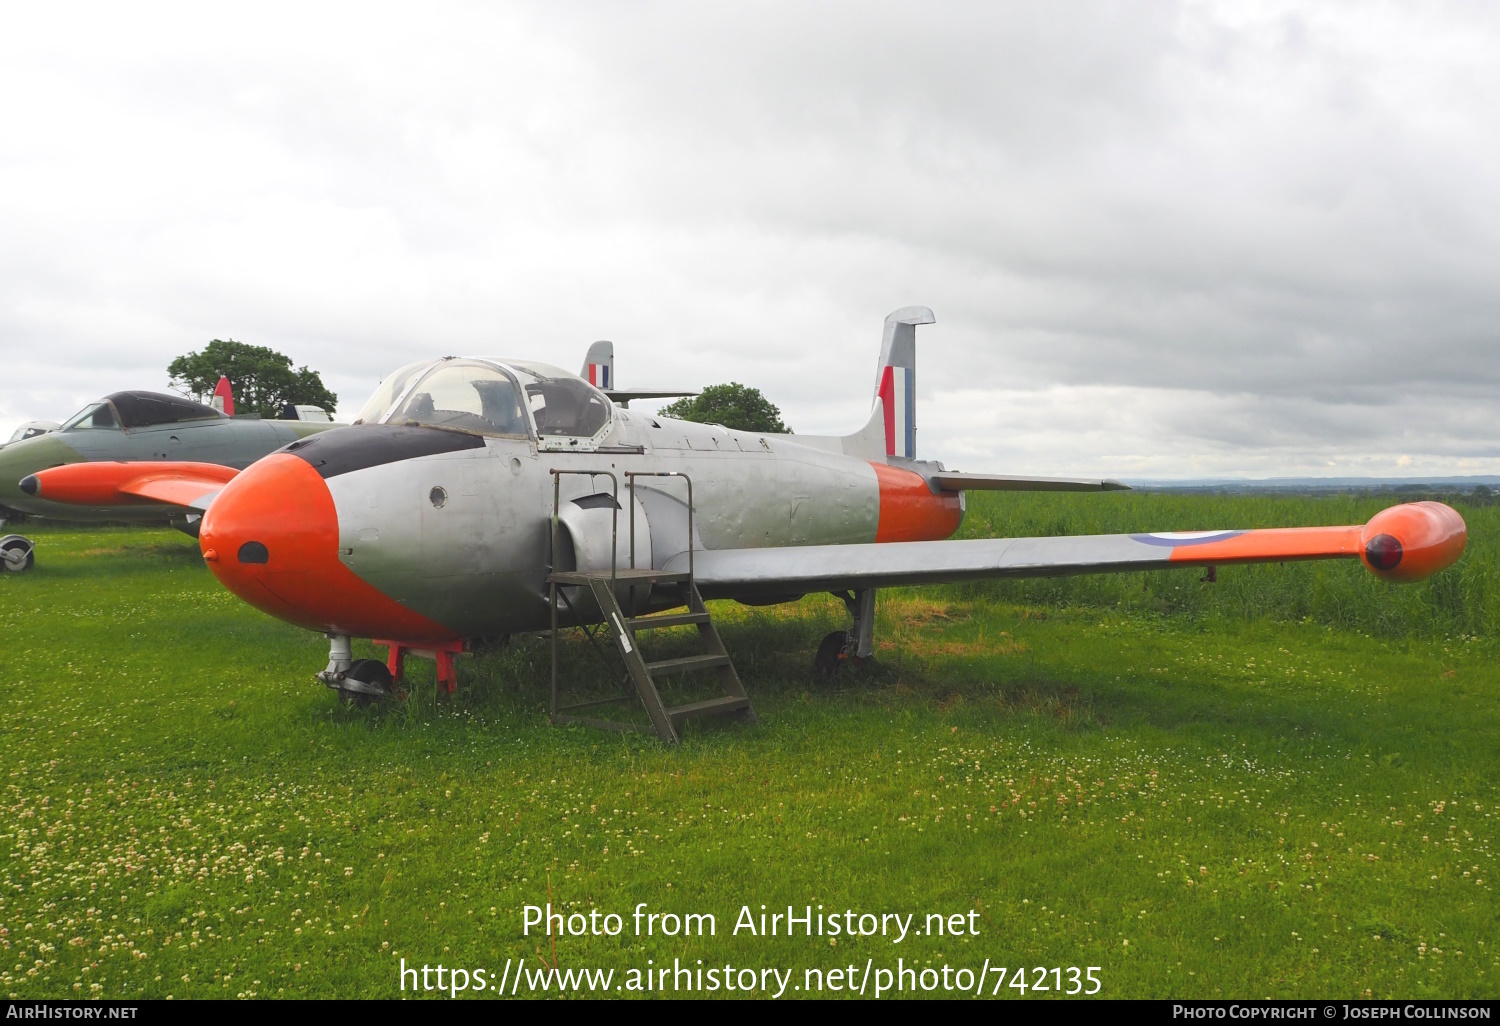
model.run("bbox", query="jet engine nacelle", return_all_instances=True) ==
[553,490,654,614]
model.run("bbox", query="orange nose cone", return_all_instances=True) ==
[1360,501,1467,583]
[199,453,455,640]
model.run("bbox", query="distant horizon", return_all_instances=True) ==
[1124,474,1500,488]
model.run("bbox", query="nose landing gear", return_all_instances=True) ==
[316,633,465,705]
[316,633,394,706]
[338,659,395,708]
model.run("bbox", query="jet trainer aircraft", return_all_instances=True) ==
[27,308,1468,741]
[0,383,335,571]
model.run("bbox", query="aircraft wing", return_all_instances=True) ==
[663,501,1466,596]
[931,472,1129,492]
[22,462,237,511]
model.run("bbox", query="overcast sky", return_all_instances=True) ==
[2,2,1497,477]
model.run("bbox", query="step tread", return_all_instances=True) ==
[667,696,752,719]
[645,654,731,675]
[626,612,711,630]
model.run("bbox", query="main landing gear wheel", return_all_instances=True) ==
[1,537,35,573]
[814,630,850,677]
[339,658,393,708]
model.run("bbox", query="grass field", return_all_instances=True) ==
[0,491,1496,999]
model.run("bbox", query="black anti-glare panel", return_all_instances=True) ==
[281,425,484,479]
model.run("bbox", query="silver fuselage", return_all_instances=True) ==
[200,395,962,643]
[339,416,884,634]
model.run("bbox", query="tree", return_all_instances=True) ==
[168,340,338,420]
[657,382,790,433]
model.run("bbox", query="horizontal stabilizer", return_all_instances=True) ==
[23,461,237,511]
[933,472,1130,492]
[580,340,696,406]
[604,388,698,404]
[660,501,1465,596]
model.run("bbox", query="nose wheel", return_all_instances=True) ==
[318,634,395,707]
[338,658,394,707]
[1,535,35,573]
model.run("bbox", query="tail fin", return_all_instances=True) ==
[873,306,933,460]
[211,375,235,416]
[581,341,614,389]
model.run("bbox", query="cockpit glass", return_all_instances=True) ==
[384,360,530,437]
[355,360,432,425]
[60,403,120,432]
[7,424,52,444]
[107,392,219,428]
[506,362,613,440]
[525,379,612,438]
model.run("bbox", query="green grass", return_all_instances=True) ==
[0,494,1496,999]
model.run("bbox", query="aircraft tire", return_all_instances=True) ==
[0,538,34,573]
[814,630,849,677]
[339,658,394,708]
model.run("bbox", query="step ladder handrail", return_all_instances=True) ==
[623,471,695,590]
[547,467,746,744]
[549,468,621,591]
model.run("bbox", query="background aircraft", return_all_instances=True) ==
[5,422,59,445]
[0,381,335,571]
[0,354,649,573]
[28,308,1467,741]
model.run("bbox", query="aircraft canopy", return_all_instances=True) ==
[60,392,221,432]
[383,360,530,438]
[354,358,615,444]
[353,360,432,426]
[509,363,613,441]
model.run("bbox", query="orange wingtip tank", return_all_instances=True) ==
[23,461,239,506]
[1156,500,1465,583]
[1359,501,1467,583]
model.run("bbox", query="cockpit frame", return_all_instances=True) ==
[363,357,618,452]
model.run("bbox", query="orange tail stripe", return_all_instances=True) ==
[871,462,963,543]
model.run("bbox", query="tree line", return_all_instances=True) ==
[168,340,790,432]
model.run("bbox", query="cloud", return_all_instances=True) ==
[1,1,1497,476]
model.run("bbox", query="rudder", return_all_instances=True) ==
[211,375,235,416]
[581,341,613,389]
[873,306,933,460]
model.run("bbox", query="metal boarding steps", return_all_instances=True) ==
[547,471,757,744]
